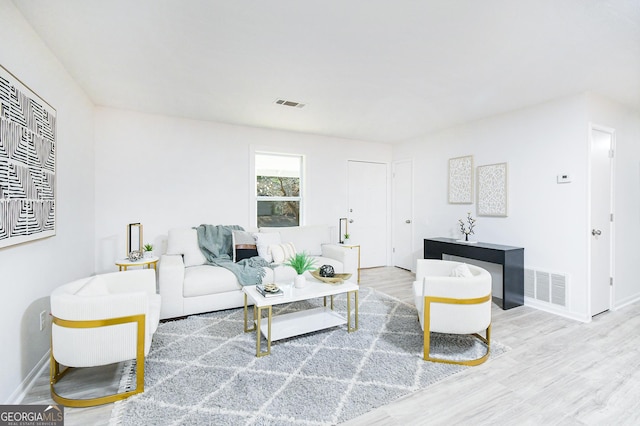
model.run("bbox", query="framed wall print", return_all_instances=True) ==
[0,65,56,248]
[448,155,473,204]
[477,162,508,216]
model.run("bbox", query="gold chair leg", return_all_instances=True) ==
[424,325,491,366]
[422,294,491,366]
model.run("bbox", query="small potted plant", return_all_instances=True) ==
[343,233,351,245]
[285,252,317,288]
[143,243,154,258]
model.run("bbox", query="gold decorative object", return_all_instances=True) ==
[263,283,279,293]
[311,269,352,284]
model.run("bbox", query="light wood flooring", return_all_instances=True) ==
[22,267,640,425]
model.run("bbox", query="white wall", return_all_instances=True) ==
[586,93,640,309]
[394,95,596,320]
[94,107,392,273]
[0,0,95,403]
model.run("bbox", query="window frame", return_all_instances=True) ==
[251,148,306,228]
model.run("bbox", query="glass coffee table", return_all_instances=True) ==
[243,279,359,357]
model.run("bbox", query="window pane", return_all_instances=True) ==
[255,154,301,178]
[256,176,300,197]
[257,201,299,227]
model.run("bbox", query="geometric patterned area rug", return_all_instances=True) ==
[109,287,508,425]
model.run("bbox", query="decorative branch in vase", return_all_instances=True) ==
[458,212,476,242]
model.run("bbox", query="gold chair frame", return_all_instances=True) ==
[422,293,491,366]
[50,314,146,407]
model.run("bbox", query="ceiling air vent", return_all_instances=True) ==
[274,99,306,109]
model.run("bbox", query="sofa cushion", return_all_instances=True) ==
[232,230,258,262]
[269,242,296,264]
[183,266,242,297]
[259,225,330,256]
[253,232,281,263]
[167,228,206,267]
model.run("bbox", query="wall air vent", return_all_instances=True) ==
[274,99,306,109]
[525,267,568,307]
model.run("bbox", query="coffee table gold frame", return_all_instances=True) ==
[243,289,358,357]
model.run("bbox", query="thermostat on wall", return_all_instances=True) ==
[557,174,572,184]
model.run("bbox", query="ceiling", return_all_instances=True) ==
[13,0,640,144]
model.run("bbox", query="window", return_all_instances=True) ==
[255,153,303,227]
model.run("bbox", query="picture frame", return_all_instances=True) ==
[448,155,473,204]
[0,65,57,248]
[338,217,347,244]
[477,162,508,217]
[127,223,143,255]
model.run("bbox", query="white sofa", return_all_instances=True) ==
[158,225,359,319]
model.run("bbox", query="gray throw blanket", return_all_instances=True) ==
[194,224,269,286]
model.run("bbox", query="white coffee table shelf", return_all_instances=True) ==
[243,279,359,357]
[259,306,346,341]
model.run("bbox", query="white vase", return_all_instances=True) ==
[294,274,306,288]
[144,251,153,258]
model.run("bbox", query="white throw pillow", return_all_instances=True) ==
[232,230,258,262]
[259,225,330,256]
[253,232,281,263]
[450,263,473,278]
[167,228,206,267]
[268,242,297,264]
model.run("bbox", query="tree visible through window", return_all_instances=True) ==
[255,153,302,227]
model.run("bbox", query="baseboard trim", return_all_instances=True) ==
[525,297,590,323]
[613,293,640,311]
[5,350,50,404]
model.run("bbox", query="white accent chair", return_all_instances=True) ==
[413,259,492,365]
[49,269,161,407]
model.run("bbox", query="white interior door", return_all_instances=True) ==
[392,160,413,270]
[347,161,388,268]
[590,126,614,316]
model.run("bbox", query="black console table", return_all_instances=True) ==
[424,238,524,310]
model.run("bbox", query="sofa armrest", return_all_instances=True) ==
[158,254,186,319]
[321,244,359,277]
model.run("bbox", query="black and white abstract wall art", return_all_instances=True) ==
[0,65,56,248]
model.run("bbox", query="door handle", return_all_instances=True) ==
[592,229,602,236]
[405,220,411,224]
[349,219,354,223]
